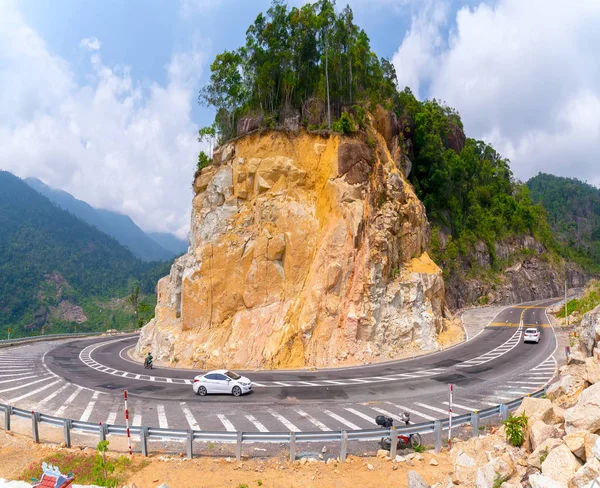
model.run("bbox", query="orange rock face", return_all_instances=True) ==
[136,128,447,369]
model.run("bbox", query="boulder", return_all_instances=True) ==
[374,105,399,151]
[585,357,600,385]
[568,351,588,366]
[527,439,564,469]
[237,115,264,136]
[516,397,559,424]
[338,142,372,185]
[580,303,600,356]
[530,420,561,451]
[548,374,588,409]
[568,457,600,488]
[566,431,588,460]
[541,444,582,485]
[476,463,496,488]
[565,382,600,434]
[584,433,599,461]
[446,123,466,154]
[302,98,327,127]
[408,471,431,488]
[529,474,568,488]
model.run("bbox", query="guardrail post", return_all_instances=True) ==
[434,420,442,453]
[236,431,242,462]
[31,411,39,443]
[63,419,72,447]
[140,427,148,457]
[500,404,509,421]
[99,422,107,442]
[186,429,193,459]
[4,405,12,431]
[340,430,348,462]
[289,431,296,462]
[389,427,398,459]
[471,411,479,437]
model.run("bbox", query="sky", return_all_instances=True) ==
[1,0,599,239]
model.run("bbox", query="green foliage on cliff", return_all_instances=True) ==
[0,171,168,338]
[199,0,397,142]
[557,279,600,319]
[527,173,600,270]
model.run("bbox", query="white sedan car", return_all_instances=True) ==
[523,328,541,343]
[193,369,252,397]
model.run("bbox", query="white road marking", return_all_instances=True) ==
[79,391,100,422]
[370,407,406,423]
[297,381,319,386]
[132,401,142,427]
[442,401,476,412]
[0,372,32,378]
[322,380,348,385]
[294,409,331,431]
[54,386,83,417]
[414,402,452,415]
[217,414,236,432]
[274,382,293,387]
[7,380,61,404]
[0,369,32,373]
[180,402,200,430]
[0,374,38,385]
[250,382,265,387]
[384,403,436,421]
[268,409,300,432]
[323,410,359,430]
[489,395,513,401]
[344,407,377,425]
[0,376,51,394]
[106,401,120,425]
[31,383,71,411]
[246,414,269,432]
[157,404,168,429]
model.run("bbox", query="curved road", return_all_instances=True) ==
[0,299,557,433]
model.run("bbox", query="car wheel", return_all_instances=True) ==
[197,386,207,396]
[232,386,242,397]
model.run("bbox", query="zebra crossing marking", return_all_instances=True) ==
[217,414,236,432]
[246,414,269,432]
[32,383,71,412]
[54,386,83,417]
[414,402,451,415]
[344,407,377,425]
[0,374,38,385]
[106,400,120,425]
[0,376,51,394]
[323,410,359,430]
[180,402,200,431]
[442,401,476,412]
[157,404,168,429]
[294,409,331,431]
[384,402,436,421]
[268,409,300,432]
[80,391,100,422]
[132,401,142,427]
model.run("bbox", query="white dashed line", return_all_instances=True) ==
[54,386,83,417]
[80,391,100,422]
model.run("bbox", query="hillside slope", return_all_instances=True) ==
[0,171,166,336]
[25,177,176,262]
[527,172,600,271]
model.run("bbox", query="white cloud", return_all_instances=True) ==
[392,0,600,185]
[179,0,221,18]
[79,36,101,51]
[0,3,208,239]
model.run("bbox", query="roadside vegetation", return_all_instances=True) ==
[556,279,600,320]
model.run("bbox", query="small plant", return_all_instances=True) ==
[257,481,263,487]
[493,474,506,488]
[208,442,215,450]
[93,440,117,488]
[331,112,356,135]
[413,444,425,453]
[238,484,249,488]
[197,151,211,172]
[391,268,400,278]
[539,447,549,464]
[502,412,528,447]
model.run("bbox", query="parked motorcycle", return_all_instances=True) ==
[376,412,422,450]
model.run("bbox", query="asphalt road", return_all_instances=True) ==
[44,298,556,404]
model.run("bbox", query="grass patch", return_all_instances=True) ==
[556,279,600,319]
[18,445,146,487]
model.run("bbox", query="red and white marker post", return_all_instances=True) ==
[123,390,132,456]
[448,383,454,449]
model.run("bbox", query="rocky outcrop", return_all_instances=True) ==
[580,303,600,356]
[444,235,588,309]
[136,129,447,369]
[237,115,264,137]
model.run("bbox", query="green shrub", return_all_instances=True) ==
[502,412,528,447]
[197,151,211,172]
[332,112,356,135]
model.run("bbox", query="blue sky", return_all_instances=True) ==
[1,0,599,237]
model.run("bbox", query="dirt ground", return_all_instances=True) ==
[0,430,455,488]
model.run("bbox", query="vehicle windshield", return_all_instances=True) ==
[225,371,241,380]
[525,328,538,334]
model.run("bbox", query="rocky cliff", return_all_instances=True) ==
[443,235,588,310]
[136,127,448,369]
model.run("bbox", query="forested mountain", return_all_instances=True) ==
[147,232,188,256]
[25,177,181,262]
[527,173,600,269]
[0,171,169,337]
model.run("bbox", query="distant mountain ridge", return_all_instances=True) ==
[0,170,167,336]
[25,177,187,262]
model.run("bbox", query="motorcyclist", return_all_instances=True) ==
[145,352,153,367]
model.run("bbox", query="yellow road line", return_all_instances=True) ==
[511,306,548,309]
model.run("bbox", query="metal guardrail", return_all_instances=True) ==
[0,330,139,347]
[0,389,546,461]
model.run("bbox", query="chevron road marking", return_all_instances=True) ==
[0,374,38,385]
[79,391,100,422]
[217,414,236,432]
[344,407,377,425]
[442,401,476,412]
[54,386,83,417]
[414,402,450,415]
[323,410,359,430]
[32,383,71,412]
[7,380,61,404]
[268,410,300,432]
[180,402,200,431]
[0,376,51,394]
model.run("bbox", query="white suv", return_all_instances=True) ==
[193,369,252,397]
[523,328,541,343]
